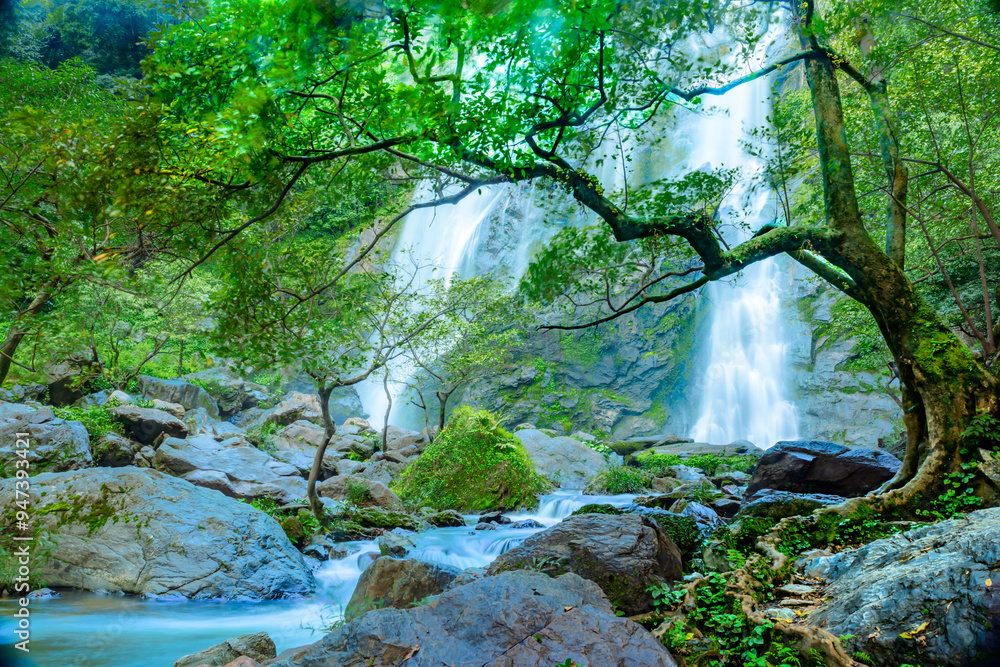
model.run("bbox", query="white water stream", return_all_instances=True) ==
[0,491,636,667]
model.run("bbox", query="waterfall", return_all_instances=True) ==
[353,185,512,429]
[687,24,800,449]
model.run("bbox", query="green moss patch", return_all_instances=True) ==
[393,406,550,511]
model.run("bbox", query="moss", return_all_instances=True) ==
[393,406,550,511]
[571,503,623,516]
[346,506,419,531]
[280,516,306,544]
[644,512,701,558]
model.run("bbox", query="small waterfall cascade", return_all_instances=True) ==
[687,25,800,449]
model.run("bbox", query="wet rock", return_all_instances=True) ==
[678,501,723,531]
[376,532,415,558]
[270,571,676,667]
[173,632,277,667]
[474,522,498,530]
[487,513,682,615]
[0,402,92,473]
[155,436,306,504]
[91,432,141,467]
[737,490,846,519]
[345,556,461,620]
[610,435,695,457]
[0,467,315,599]
[479,511,511,524]
[807,508,1000,666]
[745,440,900,498]
[514,429,608,488]
[426,510,466,528]
[137,375,219,418]
[511,518,544,529]
[110,406,188,445]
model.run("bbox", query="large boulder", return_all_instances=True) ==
[262,393,323,427]
[0,403,92,474]
[43,353,100,406]
[110,405,188,445]
[513,429,608,488]
[137,375,219,419]
[173,632,277,667]
[487,513,682,614]
[0,468,315,599]
[807,508,1000,666]
[268,571,676,667]
[345,557,460,620]
[745,440,900,498]
[155,436,307,504]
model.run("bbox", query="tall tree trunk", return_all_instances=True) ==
[801,41,1000,505]
[307,383,336,522]
[0,288,53,386]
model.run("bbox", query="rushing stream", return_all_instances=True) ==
[0,491,636,667]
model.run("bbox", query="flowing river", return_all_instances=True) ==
[0,491,637,667]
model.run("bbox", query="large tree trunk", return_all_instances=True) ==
[800,41,1000,505]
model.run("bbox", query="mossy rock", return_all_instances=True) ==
[280,517,306,545]
[393,406,549,511]
[327,519,367,541]
[571,504,623,516]
[347,507,419,531]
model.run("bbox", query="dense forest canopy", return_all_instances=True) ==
[1,0,999,504]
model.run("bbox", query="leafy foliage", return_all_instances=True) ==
[584,464,649,494]
[53,403,123,439]
[393,406,549,511]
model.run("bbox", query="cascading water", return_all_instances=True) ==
[0,492,636,667]
[686,26,800,449]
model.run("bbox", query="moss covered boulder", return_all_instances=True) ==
[393,407,549,511]
[486,513,683,615]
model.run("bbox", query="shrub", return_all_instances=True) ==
[393,406,549,511]
[245,421,279,453]
[53,405,123,439]
[636,451,756,476]
[645,512,702,557]
[571,503,623,516]
[585,464,649,494]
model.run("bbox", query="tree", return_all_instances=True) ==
[145,0,1000,518]
[406,275,524,432]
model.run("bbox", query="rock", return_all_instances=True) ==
[262,393,323,427]
[355,459,403,486]
[173,632,277,667]
[385,433,429,453]
[345,556,461,620]
[511,518,544,529]
[487,513,683,615]
[270,571,676,667]
[514,429,608,488]
[745,440,900,498]
[764,608,797,622]
[102,389,135,406]
[44,353,100,406]
[0,403,92,473]
[479,510,512,524]
[474,522,498,530]
[794,549,835,579]
[610,434,694,456]
[376,532,415,558]
[775,583,816,597]
[184,369,253,418]
[445,566,487,591]
[153,399,186,419]
[110,406,188,445]
[679,501,723,531]
[807,508,1000,666]
[711,471,750,487]
[91,432,141,467]
[668,464,709,484]
[155,436,307,504]
[343,417,370,430]
[0,468,315,599]
[737,490,847,519]
[570,430,597,442]
[316,476,404,511]
[709,498,742,518]
[426,510,466,528]
[334,458,365,477]
[651,476,683,493]
[137,375,219,418]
